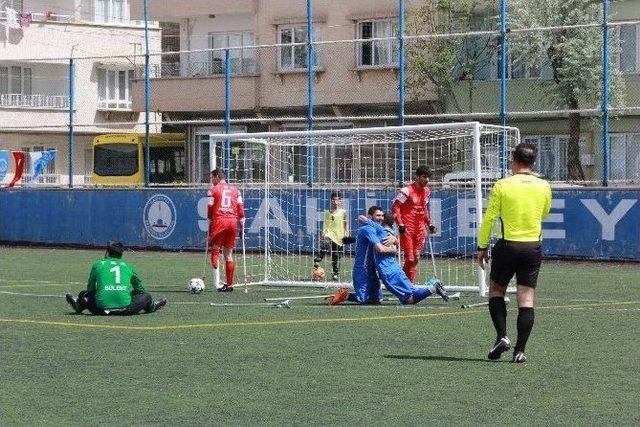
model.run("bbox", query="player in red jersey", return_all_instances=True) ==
[207,169,245,292]
[391,166,437,283]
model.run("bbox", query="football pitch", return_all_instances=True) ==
[1,246,639,426]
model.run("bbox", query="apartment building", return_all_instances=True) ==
[128,0,437,183]
[128,0,639,183]
[0,0,161,185]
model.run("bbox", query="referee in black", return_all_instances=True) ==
[476,141,552,363]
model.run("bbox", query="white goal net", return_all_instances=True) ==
[211,123,519,295]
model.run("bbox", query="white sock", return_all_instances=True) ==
[213,267,222,289]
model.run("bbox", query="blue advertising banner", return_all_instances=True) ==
[0,188,638,260]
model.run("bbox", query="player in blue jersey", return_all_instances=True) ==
[367,211,449,304]
[327,206,397,305]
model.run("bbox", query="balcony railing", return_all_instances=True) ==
[97,99,133,110]
[0,94,68,109]
[0,10,158,27]
[140,52,257,79]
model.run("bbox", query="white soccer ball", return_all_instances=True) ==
[188,278,205,294]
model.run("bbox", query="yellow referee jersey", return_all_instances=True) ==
[322,208,347,246]
[477,173,552,249]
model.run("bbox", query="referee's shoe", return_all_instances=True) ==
[488,336,511,360]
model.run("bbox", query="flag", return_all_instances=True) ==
[19,12,32,28]
[29,150,56,184]
[7,151,25,188]
[5,8,21,29]
[0,151,8,182]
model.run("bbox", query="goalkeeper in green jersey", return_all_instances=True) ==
[66,242,166,315]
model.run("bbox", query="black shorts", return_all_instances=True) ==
[489,239,542,288]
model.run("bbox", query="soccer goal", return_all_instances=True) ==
[215,123,519,296]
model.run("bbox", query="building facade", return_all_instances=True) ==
[0,0,160,185]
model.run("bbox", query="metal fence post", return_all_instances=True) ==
[67,58,74,188]
[398,0,406,186]
[224,48,231,174]
[143,0,151,187]
[601,0,610,186]
[499,0,508,177]
[306,0,314,187]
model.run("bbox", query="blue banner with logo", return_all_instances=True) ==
[0,151,8,182]
[0,188,638,260]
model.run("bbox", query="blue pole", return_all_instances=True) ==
[224,48,231,175]
[601,0,610,186]
[143,0,151,186]
[398,0,406,186]
[67,58,74,188]
[306,0,314,186]
[499,0,508,177]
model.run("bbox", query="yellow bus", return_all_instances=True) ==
[92,133,186,185]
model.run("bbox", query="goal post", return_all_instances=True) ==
[214,123,519,295]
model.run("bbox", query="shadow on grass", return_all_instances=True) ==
[384,354,497,363]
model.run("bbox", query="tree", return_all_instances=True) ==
[405,0,497,114]
[508,0,624,180]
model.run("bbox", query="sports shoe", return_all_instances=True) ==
[152,298,167,312]
[66,294,82,314]
[512,352,527,363]
[433,280,449,302]
[218,285,234,292]
[327,288,349,305]
[488,336,511,360]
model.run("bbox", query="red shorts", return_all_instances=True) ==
[209,218,238,250]
[400,229,425,261]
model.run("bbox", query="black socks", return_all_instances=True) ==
[515,307,535,353]
[489,297,508,340]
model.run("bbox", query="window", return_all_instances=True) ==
[279,124,380,185]
[94,143,138,176]
[94,0,127,23]
[0,65,32,94]
[209,31,256,75]
[357,19,398,67]
[97,68,133,109]
[619,24,639,74]
[610,133,640,180]
[6,0,23,11]
[84,147,93,183]
[195,127,259,183]
[523,135,574,181]
[277,25,320,71]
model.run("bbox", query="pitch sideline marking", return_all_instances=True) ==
[0,283,78,289]
[0,300,638,331]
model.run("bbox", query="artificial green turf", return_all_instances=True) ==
[1,247,639,426]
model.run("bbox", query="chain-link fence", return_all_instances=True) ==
[0,0,638,187]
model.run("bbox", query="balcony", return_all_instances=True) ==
[0,7,158,28]
[141,52,257,79]
[0,94,69,110]
[97,99,132,110]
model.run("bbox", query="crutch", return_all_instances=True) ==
[242,223,248,294]
[202,222,210,280]
[427,233,438,280]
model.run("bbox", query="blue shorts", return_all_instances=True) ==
[352,267,382,304]
[378,265,415,304]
